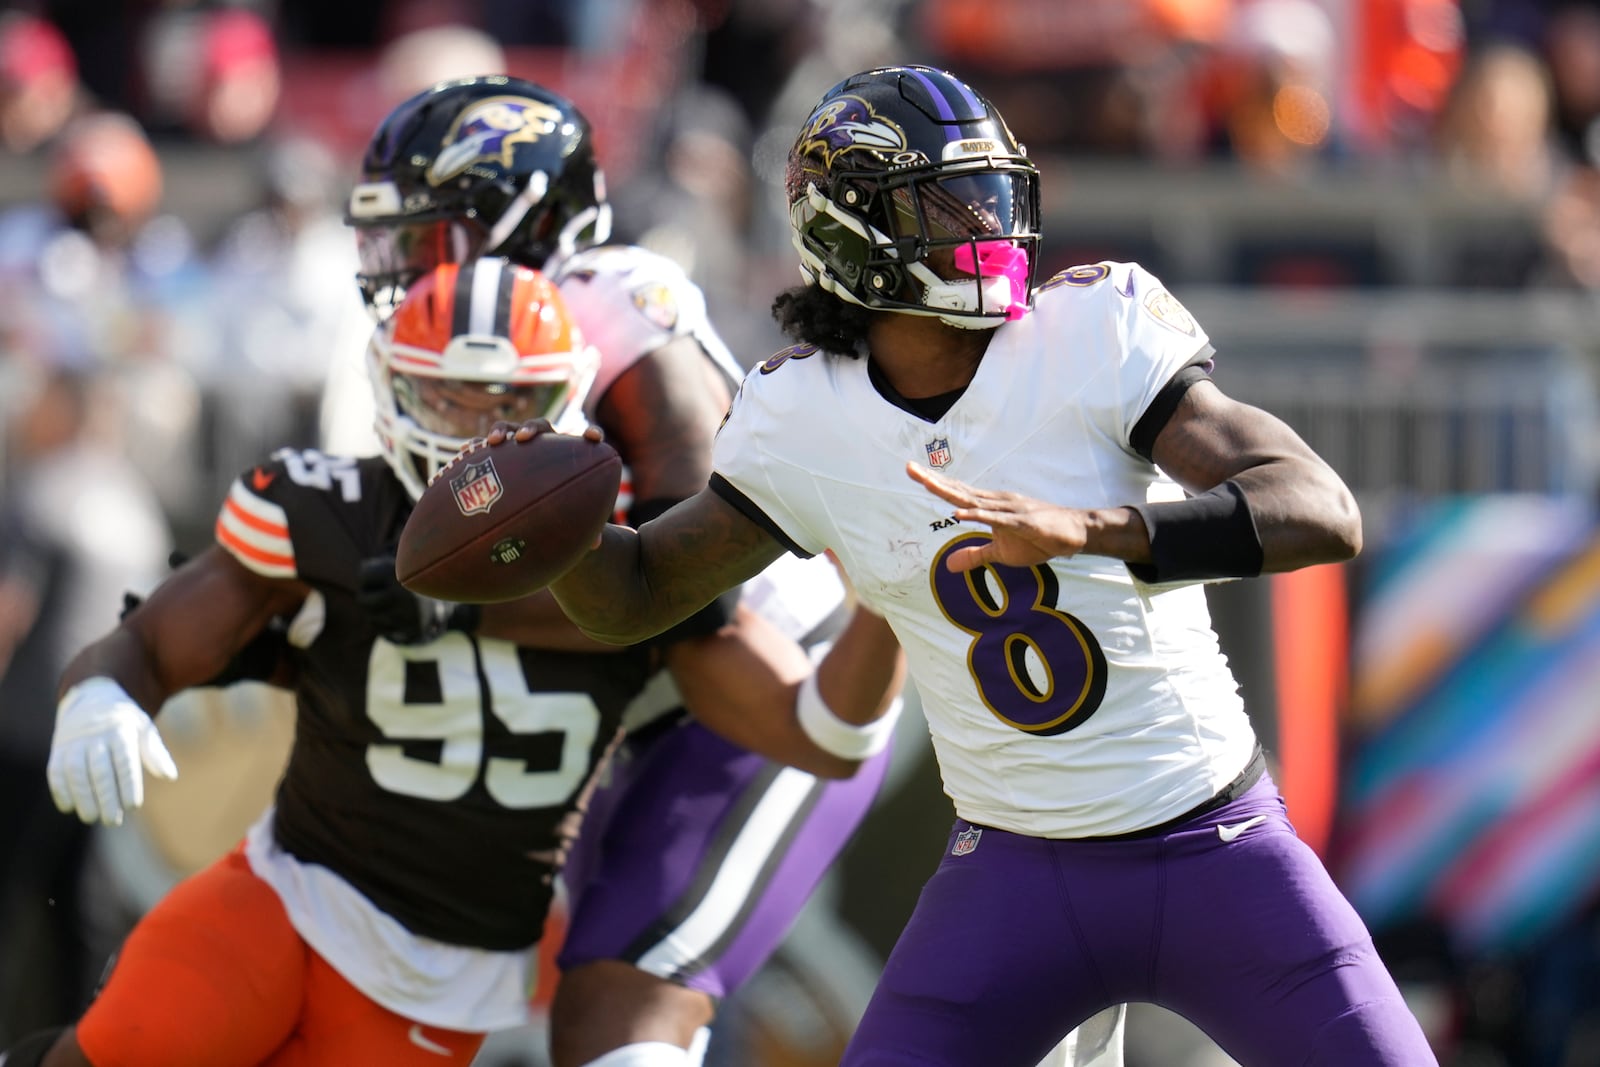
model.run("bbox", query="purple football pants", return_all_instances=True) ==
[842,773,1437,1066]
[558,715,892,998]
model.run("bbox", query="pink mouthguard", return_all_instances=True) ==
[953,242,1030,320]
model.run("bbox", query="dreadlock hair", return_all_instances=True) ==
[771,284,873,358]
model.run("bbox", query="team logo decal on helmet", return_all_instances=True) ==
[426,96,566,186]
[350,78,611,317]
[796,96,910,169]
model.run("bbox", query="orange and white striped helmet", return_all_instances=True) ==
[369,257,599,499]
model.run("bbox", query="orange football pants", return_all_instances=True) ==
[75,847,485,1067]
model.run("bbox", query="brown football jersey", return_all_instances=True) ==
[216,449,652,949]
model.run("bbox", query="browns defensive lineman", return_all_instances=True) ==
[13,261,904,1067]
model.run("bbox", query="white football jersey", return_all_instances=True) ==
[550,244,745,419]
[712,261,1257,838]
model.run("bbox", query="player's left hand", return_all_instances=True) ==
[907,462,1088,572]
[47,678,178,826]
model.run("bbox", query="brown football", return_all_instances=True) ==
[396,433,622,604]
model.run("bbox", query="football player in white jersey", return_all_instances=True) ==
[490,65,1439,1066]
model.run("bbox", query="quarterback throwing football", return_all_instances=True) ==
[501,64,1437,1067]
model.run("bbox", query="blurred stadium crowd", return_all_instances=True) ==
[6,1,1600,1065]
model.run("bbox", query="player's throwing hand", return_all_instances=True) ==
[907,462,1091,573]
[483,419,605,448]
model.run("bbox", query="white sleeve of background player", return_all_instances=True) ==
[711,367,830,558]
[556,247,710,415]
[740,554,846,644]
[214,479,296,579]
[1105,261,1214,446]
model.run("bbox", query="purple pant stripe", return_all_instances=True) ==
[617,760,790,970]
[681,751,889,993]
[559,718,891,998]
[674,774,829,983]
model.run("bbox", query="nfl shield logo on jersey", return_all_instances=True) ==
[952,826,982,857]
[450,457,503,516]
[925,437,952,468]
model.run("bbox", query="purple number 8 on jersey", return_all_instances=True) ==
[929,533,1107,735]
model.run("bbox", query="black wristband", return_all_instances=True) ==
[1127,480,1264,584]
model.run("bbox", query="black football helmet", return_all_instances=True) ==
[785,65,1041,328]
[346,75,611,317]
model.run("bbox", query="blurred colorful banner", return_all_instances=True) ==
[1335,494,1600,954]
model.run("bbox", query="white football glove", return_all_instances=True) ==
[46,677,178,826]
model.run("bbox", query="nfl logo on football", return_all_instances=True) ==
[952,826,981,857]
[450,458,503,516]
[925,437,952,468]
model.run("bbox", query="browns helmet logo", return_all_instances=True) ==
[796,95,908,170]
[427,96,566,185]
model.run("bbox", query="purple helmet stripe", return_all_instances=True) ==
[905,66,986,128]
[942,72,987,117]
[904,67,956,122]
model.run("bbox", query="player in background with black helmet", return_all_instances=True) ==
[4,259,904,1067]
[338,75,739,517]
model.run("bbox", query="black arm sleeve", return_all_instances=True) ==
[1126,480,1264,584]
